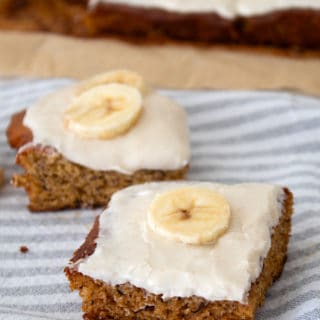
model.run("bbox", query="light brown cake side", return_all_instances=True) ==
[65,189,293,320]
[6,111,188,212]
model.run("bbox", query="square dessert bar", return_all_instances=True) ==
[6,70,189,211]
[65,182,294,320]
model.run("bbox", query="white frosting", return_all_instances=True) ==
[77,182,284,303]
[89,0,320,19]
[23,86,189,174]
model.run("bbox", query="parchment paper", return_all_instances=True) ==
[0,31,320,95]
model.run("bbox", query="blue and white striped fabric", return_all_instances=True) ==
[0,78,319,320]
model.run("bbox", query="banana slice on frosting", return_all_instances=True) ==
[148,187,231,245]
[76,69,149,96]
[64,83,142,139]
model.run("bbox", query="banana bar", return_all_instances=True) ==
[6,70,189,212]
[0,0,320,49]
[65,182,293,320]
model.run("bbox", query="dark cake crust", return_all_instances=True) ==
[87,4,320,49]
[65,189,293,320]
[0,0,320,49]
[6,110,32,149]
[70,215,100,264]
[6,111,188,212]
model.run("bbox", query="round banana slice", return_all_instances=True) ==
[64,83,142,139]
[76,69,149,96]
[148,187,231,245]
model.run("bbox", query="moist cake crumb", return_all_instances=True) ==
[20,246,29,253]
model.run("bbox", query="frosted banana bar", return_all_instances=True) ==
[6,70,190,211]
[65,181,294,320]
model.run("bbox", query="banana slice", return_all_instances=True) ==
[76,69,149,96]
[148,187,231,245]
[64,83,142,139]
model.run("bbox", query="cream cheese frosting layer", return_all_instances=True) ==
[77,182,284,303]
[23,86,189,174]
[89,0,320,19]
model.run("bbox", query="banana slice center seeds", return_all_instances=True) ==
[148,187,231,245]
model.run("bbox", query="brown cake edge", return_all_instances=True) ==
[65,188,293,320]
[6,111,188,212]
[6,110,33,149]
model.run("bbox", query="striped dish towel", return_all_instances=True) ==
[0,78,319,320]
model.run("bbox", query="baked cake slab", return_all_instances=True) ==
[65,181,294,320]
[0,0,319,49]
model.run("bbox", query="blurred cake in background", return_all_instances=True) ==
[0,0,319,49]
